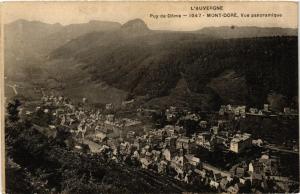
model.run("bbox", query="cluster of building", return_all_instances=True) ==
[90,125,293,193]
[26,95,143,141]
[20,95,298,193]
[219,104,298,118]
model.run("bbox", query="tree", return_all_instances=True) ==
[267,92,287,112]
[178,118,199,137]
[151,110,166,128]
[7,99,22,122]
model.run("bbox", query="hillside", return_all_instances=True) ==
[45,20,298,110]
[4,19,122,80]
[196,26,297,39]
[5,19,298,110]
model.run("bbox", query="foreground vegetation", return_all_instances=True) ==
[6,99,213,194]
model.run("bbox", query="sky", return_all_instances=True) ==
[1,1,298,31]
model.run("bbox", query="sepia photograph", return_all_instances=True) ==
[2,1,299,193]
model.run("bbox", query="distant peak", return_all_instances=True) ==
[12,19,27,23]
[8,19,62,27]
[88,20,110,24]
[8,19,33,26]
[121,19,149,33]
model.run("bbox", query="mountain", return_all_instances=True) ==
[4,19,121,80]
[121,19,150,34]
[5,20,61,80]
[5,19,298,110]
[42,20,298,110]
[5,19,121,53]
[196,26,297,39]
[5,19,63,43]
[44,20,121,51]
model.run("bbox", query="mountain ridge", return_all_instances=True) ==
[5,19,298,110]
[5,19,298,33]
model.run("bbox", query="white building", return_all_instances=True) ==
[105,103,113,110]
[230,133,252,153]
[264,104,269,112]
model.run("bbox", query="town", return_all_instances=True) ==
[12,92,299,194]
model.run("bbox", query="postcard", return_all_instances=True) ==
[1,1,299,193]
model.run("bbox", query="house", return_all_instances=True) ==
[226,104,233,112]
[230,164,239,176]
[162,148,172,161]
[122,118,142,128]
[151,150,161,161]
[184,172,192,184]
[213,172,222,181]
[184,154,201,168]
[219,131,229,137]
[99,145,110,153]
[126,131,136,139]
[211,126,219,135]
[153,129,165,141]
[145,151,153,161]
[105,103,113,110]
[227,177,233,182]
[250,172,263,186]
[276,181,289,193]
[230,133,252,153]
[182,113,200,122]
[158,160,168,174]
[239,178,246,184]
[140,158,152,169]
[219,105,227,115]
[171,155,186,179]
[176,136,190,150]
[196,132,216,151]
[236,167,245,178]
[148,134,161,147]
[165,136,177,151]
[251,161,264,174]
[74,143,90,153]
[217,120,229,128]
[171,151,187,168]
[252,139,263,147]
[94,131,108,142]
[227,185,239,194]
[263,104,270,112]
[219,109,225,116]
[166,106,178,121]
[210,180,219,189]
[249,108,258,114]
[248,162,254,173]
[195,132,210,146]
[133,137,147,150]
[106,114,115,122]
[169,106,177,113]
[284,107,291,114]
[194,168,206,178]
[120,141,131,155]
[215,136,227,145]
[199,120,208,129]
[132,150,140,159]
[259,157,279,176]
[175,126,186,134]
[233,106,246,117]
[164,125,176,136]
[220,177,229,191]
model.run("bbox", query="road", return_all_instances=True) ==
[202,162,231,177]
[265,144,298,155]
